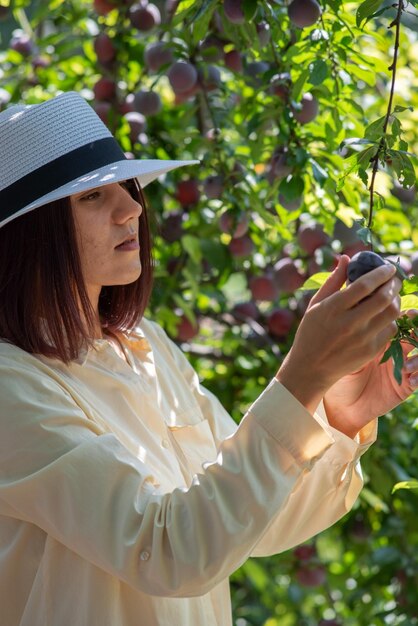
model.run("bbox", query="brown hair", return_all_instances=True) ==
[0,179,153,363]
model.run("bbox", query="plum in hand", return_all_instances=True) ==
[347,251,386,283]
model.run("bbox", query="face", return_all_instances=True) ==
[71,180,143,307]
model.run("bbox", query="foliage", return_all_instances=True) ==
[1,0,418,623]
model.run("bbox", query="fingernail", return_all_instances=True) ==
[410,374,418,386]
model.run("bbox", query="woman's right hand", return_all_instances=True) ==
[276,255,401,415]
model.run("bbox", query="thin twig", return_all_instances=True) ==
[367,0,404,231]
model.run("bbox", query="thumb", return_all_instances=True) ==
[309,255,349,306]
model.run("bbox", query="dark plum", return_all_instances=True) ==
[347,251,386,283]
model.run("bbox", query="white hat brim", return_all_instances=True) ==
[1,158,199,228]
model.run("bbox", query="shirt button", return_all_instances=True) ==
[161,439,170,449]
[140,550,150,561]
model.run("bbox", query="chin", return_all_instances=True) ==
[103,264,142,287]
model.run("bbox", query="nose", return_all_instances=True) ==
[112,182,143,224]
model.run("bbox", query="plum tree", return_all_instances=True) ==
[10,35,34,56]
[203,175,224,199]
[93,77,116,101]
[223,0,245,24]
[288,0,322,29]
[144,41,173,72]
[174,314,199,342]
[133,89,162,115]
[124,111,147,143]
[94,101,112,125]
[160,211,184,243]
[224,49,243,73]
[274,257,305,292]
[295,564,326,587]
[232,301,259,321]
[219,210,249,238]
[228,235,254,257]
[294,544,316,561]
[245,61,270,86]
[278,193,302,211]
[249,275,278,302]
[198,65,221,92]
[167,61,198,94]
[256,22,271,47]
[293,93,319,124]
[391,181,416,204]
[199,35,225,62]
[267,148,293,184]
[347,251,386,283]
[176,179,200,207]
[332,218,361,247]
[269,73,291,100]
[297,222,329,255]
[94,0,117,15]
[129,2,161,31]
[94,33,116,65]
[267,308,295,338]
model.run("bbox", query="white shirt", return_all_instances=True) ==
[0,318,376,626]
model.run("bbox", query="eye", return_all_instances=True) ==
[80,190,101,202]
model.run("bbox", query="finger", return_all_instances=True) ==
[346,278,400,327]
[340,263,397,310]
[309,255,349,306]
[373,320,399,353]
[404,308,418,321]
[405,354,418,373]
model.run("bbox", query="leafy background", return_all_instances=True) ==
[1,0,417,623]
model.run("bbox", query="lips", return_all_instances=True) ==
[115,236,139,251]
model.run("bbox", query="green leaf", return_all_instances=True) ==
[402,276,418,295]
[400,295,418,311]
[364,116,386,141]
[220,272,250,306]
[357,167,368,186]
[392,340,404,385]
[357,144,379,168]
[357,227,372,245]
[391,116,401,139]
[389,150,417,187]
[182,235,202,265]
[291,68,309,101]
[299,272,331,291]
[242,0,258,20]
[308,59,328,86]
[191,0,218,44]
[278,175,304,201]
[394,105,414,113]
[356,0,385,27]
[311,159,328,186]
[380,344,393,364]
[392,480,418,493]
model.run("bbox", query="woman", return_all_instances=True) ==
[0,91,415,626]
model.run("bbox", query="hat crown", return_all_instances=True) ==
[0,92,112,192]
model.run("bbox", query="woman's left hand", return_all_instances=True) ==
[323,310,418,438]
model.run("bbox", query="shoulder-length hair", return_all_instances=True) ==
[0,179,153,363]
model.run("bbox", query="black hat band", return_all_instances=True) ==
[0,137,127,222]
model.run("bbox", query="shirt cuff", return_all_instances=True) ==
[247,378,334,468]
[315,399,377,461]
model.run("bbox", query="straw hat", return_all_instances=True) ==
[0,91,199,228]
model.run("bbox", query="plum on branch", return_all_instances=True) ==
[347,250,386,283]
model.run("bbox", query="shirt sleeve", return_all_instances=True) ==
[0,354,333,599]
[150,323,377,558]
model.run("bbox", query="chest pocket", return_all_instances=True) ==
[167,418,219,480]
